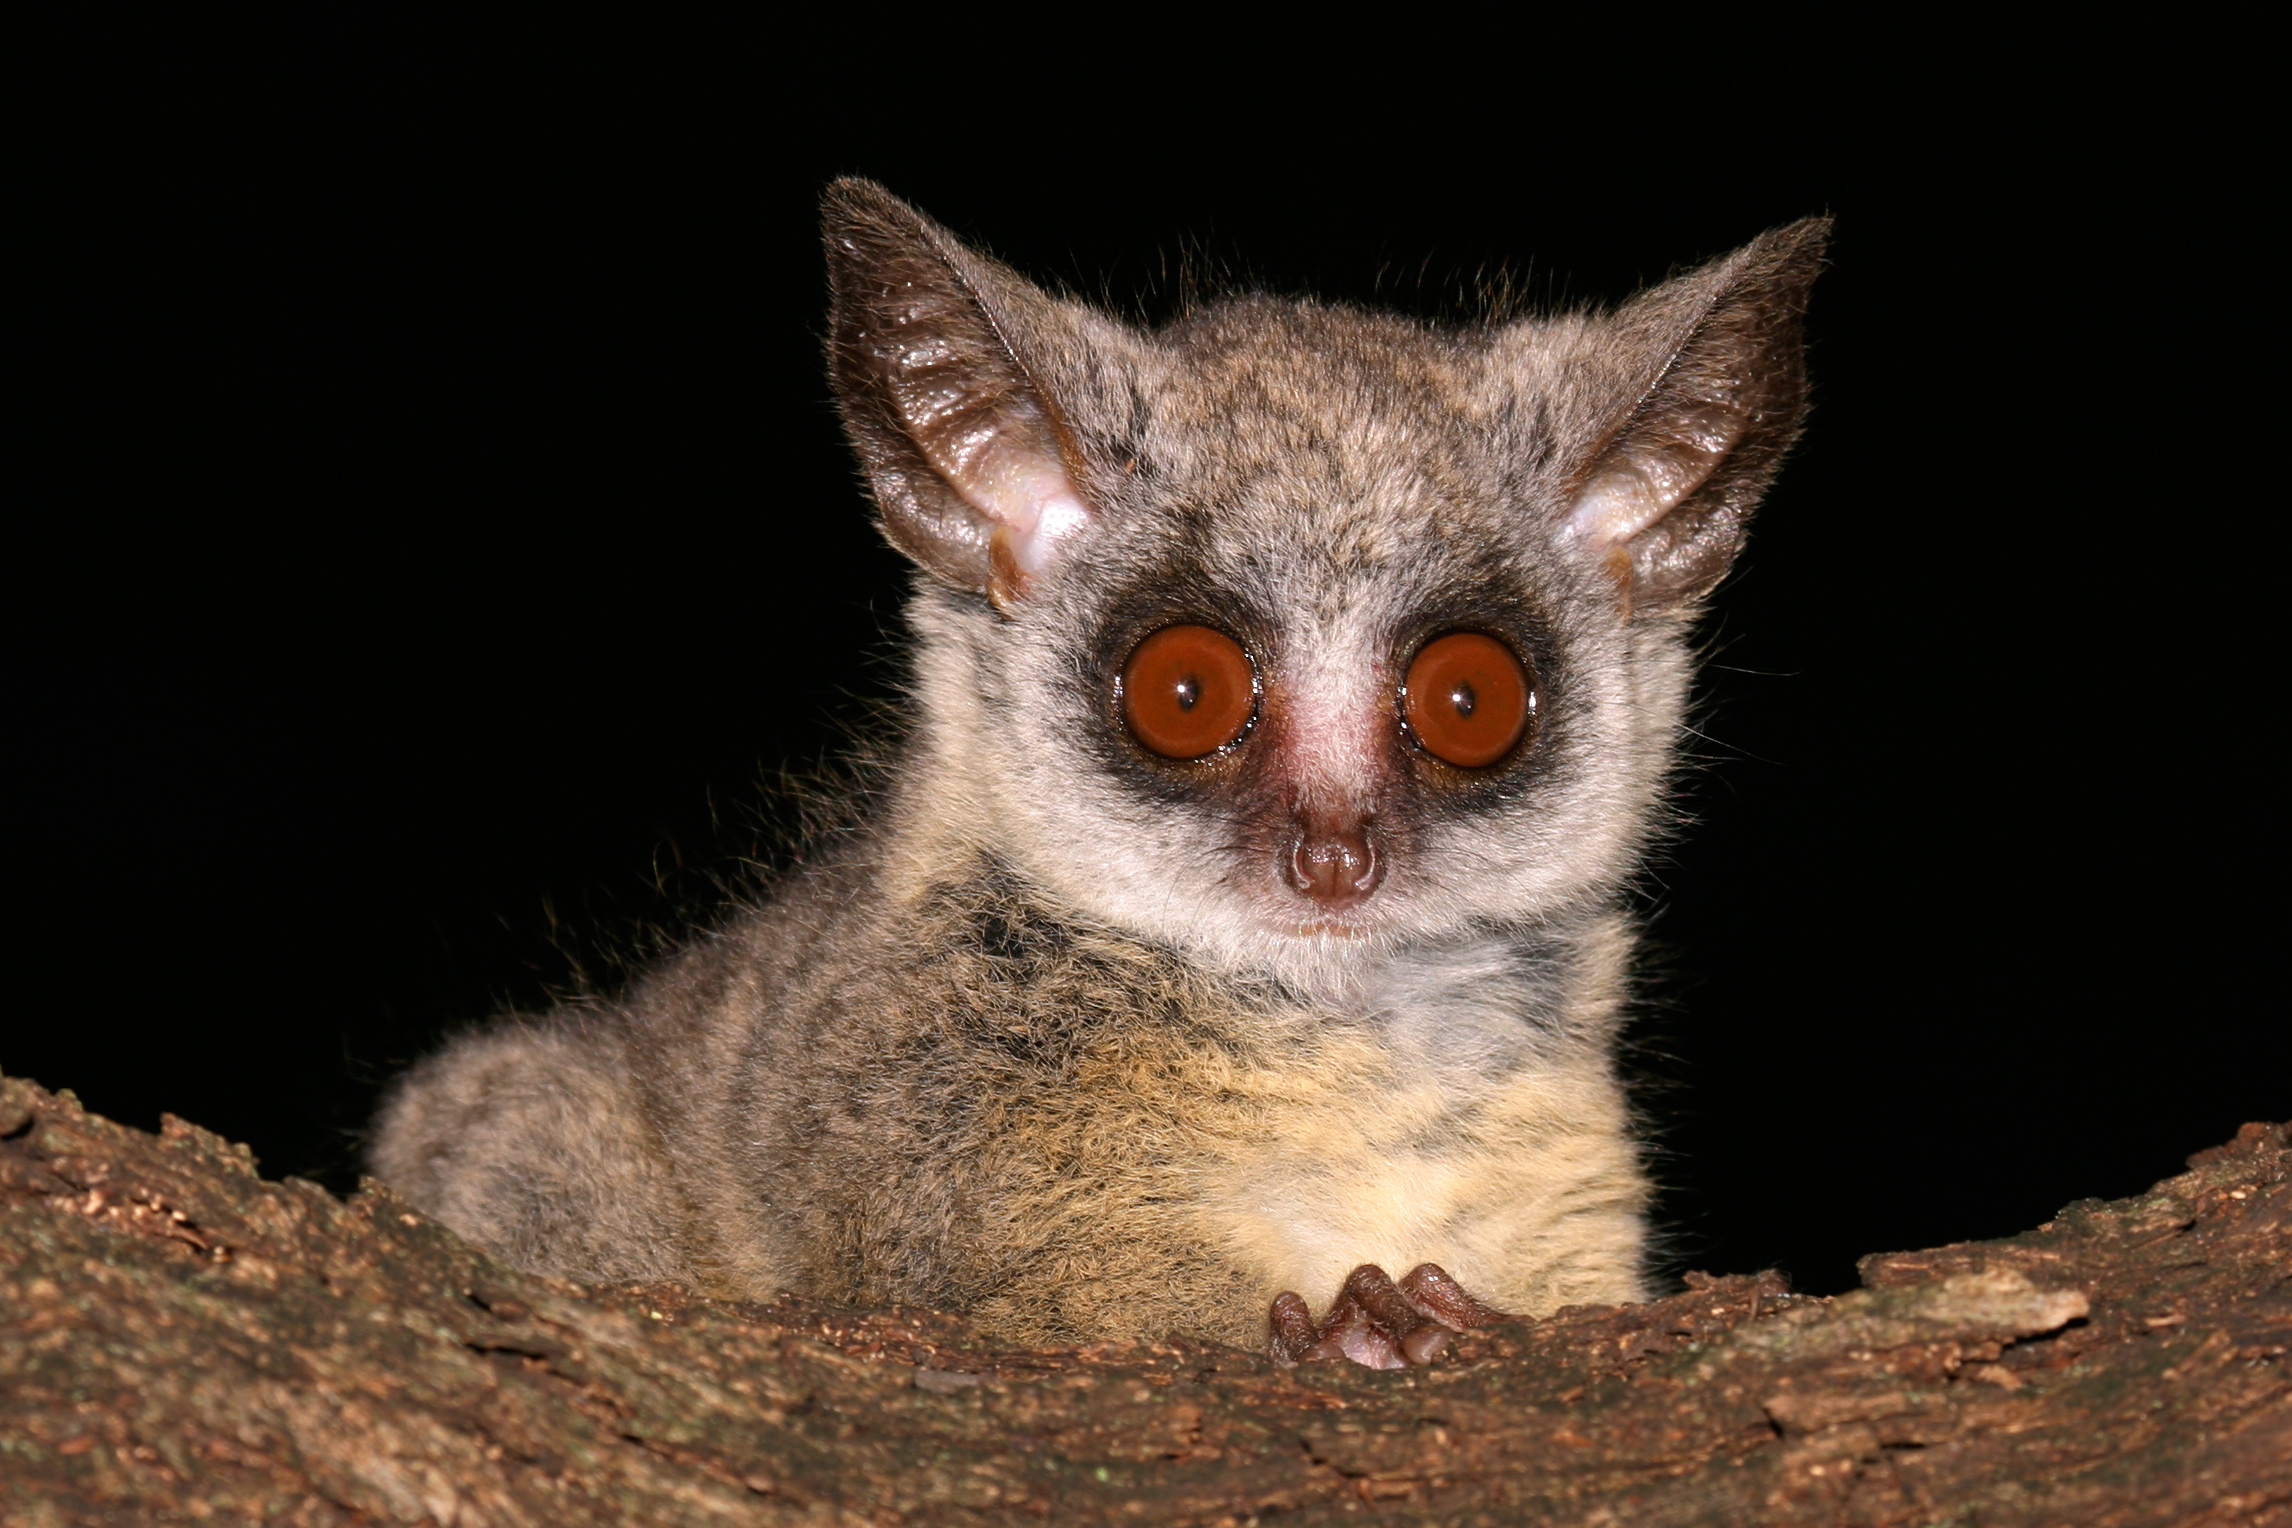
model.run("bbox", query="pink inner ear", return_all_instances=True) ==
[1565,402,1745,550]
[969,450,1093,577]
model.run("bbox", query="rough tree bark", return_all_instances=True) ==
[2,1071,2284,1526]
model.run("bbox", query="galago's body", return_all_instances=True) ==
[372,182,1826,1363]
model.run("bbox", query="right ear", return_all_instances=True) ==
[823,179,1097,615]
[1549,217,1829,617]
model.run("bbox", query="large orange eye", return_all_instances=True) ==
[1120,624,1256,759]
[1403,632,1532,768]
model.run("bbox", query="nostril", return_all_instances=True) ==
[1287,821,1383,907]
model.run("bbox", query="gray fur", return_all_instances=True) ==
[369,182,1826,1349]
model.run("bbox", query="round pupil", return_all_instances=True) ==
[1449,680,1476,719]
[1174,675,1200,710]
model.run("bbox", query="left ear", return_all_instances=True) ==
[1559,217,1829,616]
[824,178,1122,615]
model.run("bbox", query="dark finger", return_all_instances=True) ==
[1398,1263,1508,1331]
[1267,1291,1317,1366]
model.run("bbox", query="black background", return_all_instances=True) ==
[19,47,2280,1298]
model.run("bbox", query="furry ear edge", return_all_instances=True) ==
[822,178,1093,614]
[1564,216,1830,617]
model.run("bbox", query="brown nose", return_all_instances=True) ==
[1287,816,1383,907]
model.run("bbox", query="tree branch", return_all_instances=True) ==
[3,1072,2283,1525]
